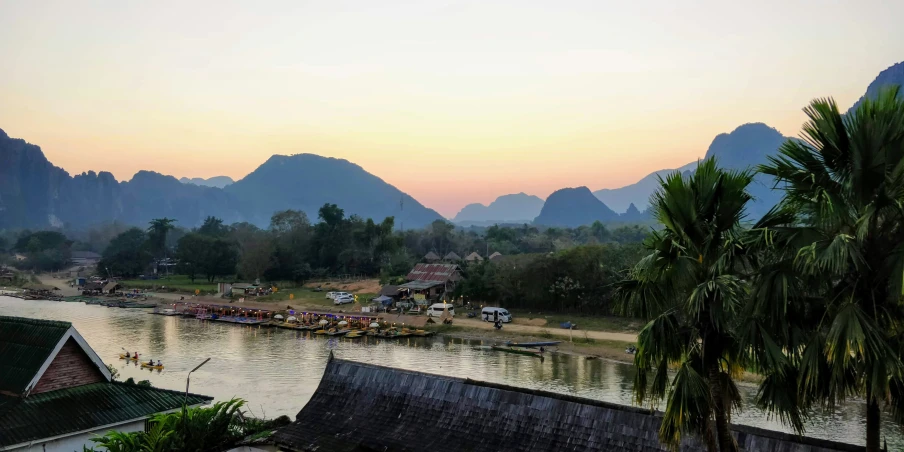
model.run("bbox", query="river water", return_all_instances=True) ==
[1,296,897,448]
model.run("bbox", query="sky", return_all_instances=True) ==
[1,1,903,218]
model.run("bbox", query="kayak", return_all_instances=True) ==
[313,330,327,335]
[345,333,363,339]
[492,346,544,357]
[140,363,164,370]
[119,354,140,360]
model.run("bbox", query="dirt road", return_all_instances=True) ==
[452,317,637,343]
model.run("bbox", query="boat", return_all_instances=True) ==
[326,329,351,337]
[411,330,436,337]
[313,329,327,335]
[505,341,561,348]
[119,354,140,361]
[119,303,156,308]
[140,363,165,370]
[345,331,364,339]
[492,346,544,357]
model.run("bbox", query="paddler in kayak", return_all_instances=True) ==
[146,358,155,366]
[125,351,131,358]
[156,360,162,367]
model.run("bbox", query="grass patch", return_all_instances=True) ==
[118,275,219,294]
[255,286,378,309]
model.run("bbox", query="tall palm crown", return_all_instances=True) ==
[757,87,904,452]
[616,158,754,451]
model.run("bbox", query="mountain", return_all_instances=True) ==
[593,123,787,218]
[849,61,904,113]
[533,187,619,227]
[0,131,441,230]
[594,161,698,213]
[223,154,443,228]
[180,176,234,188]
[452,193,545,225]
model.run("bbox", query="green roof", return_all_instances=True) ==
[0,316,71,395]
[0,382,213,448]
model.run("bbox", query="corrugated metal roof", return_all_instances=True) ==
[0,382,212,447]
[103,282,120,292]
[398,281,444,290]
[0,316,70,395]
[405,264,460,283]
[273,359,865,452]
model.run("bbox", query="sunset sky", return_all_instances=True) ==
[1,1,903,217]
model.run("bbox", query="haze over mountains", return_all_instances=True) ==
[180,176,234,189]
[0,136,442,230]
[1,60,902,231]
[452,193,545,226]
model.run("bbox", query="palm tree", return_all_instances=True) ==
[757,87,904,452]
[615,158,756,452]
[148,218,177,274]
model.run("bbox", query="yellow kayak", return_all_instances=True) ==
[119,354,140,361]
[140,363,165,370]
[313,330,327,335]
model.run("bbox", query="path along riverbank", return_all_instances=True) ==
[37,274,641,363]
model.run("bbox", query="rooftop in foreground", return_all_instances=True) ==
[274,356,864,452]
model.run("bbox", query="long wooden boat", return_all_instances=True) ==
[505,341,561,348]
[327,329,351,337]
[492,346,544,357]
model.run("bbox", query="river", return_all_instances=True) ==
[1,296,897,449]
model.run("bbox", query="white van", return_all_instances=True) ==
[481,307,512,323]
[426,303,455,318]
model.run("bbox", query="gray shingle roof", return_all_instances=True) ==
[274,358,864,452]
[0,317,70,395]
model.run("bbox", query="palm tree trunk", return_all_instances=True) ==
[707,362,738,452]
[866,396,881,452]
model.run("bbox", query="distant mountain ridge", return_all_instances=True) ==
[452,193,545,225]
[180,176,234,188]
[533,187,620,227]
[223,154,442,228]
[0,133,442,230]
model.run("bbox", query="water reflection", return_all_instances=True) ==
[0,296,896,448]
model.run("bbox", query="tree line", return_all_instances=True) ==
[615,90,904,452]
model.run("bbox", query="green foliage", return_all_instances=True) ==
[146,218,176,261]
[175,233,238,283]
[86,399,254,452]
[10,230,72,271]
[106,364,119,381]
[455,243,645,314]
[615,158,757,451]
[754,87,904,451]
[98,228,151,278]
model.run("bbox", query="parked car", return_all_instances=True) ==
[325,291,336,299]
[426,303,455,318]
[334,295,354,305]
[481,307,512,323]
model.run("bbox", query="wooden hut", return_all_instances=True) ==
[274,357,863,452]
[102,282,121,294]
[443,251,461,261]
[489,252,503,261]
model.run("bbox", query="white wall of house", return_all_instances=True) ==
[6,419,145,452]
